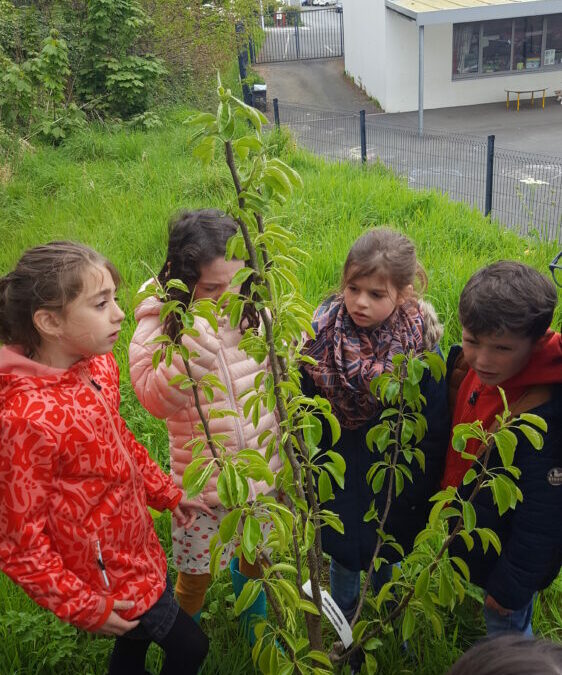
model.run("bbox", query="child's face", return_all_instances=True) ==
[462,328,536,386]
[57,265,125,361]
[193,257,245,302]
[343,272,406,330]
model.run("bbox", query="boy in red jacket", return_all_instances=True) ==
[442,260,562,636]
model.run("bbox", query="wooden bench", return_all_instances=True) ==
[505,88,547,111]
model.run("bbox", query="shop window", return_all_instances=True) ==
[545,14,562,66]
[482,20,512,73]
[453,23,479,75]
[513,16,543,70]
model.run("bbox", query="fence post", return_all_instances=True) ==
[235,22,252,106]
[485,134,495,217]
[340,8,344,56]
[295,20,300,59]
[273,98,280,129]
[360,110,367,164]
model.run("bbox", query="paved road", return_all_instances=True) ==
[255,58,381,114]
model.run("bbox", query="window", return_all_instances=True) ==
[453,23,479,75]
[453,14,562,78]
[513,16,543,70]
[545,14,562,66]
[482,20,512,73]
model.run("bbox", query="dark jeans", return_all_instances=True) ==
[108,577,209,675]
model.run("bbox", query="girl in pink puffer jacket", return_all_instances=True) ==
[129,209,282,635]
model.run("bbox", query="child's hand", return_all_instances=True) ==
[97,600,140,635]
[485,594,513,616]
[172,496,215,529]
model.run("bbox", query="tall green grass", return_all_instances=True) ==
[0,111,560,674]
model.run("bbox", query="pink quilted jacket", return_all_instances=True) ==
[129,289,282,508]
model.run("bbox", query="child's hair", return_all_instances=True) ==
[156,208,258,340]
[0,241,120,356]
[459,260,557,341]
[340,228,427,296]
[446,634,562,675]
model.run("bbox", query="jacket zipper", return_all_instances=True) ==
[215,348,251,497]
[79,370,148,542]
[96,539,110,588]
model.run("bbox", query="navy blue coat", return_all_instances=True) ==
[301,358,450,572]
[447,345,562,610]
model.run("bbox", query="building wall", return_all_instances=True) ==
[343,0,387,107]
[344,5,562,112]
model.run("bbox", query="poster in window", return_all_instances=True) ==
[544,48,555,65]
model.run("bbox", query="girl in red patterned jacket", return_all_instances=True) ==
[0,242,208,675]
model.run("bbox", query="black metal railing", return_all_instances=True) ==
[271,100,562,241]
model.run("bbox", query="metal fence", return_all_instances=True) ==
[271,100,562,241]
[249,7,344,64]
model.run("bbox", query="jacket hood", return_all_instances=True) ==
[419,299,443,352]
[0,345,91,400]
[501,330,562,388]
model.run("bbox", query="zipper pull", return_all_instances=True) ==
[95,540,110,587]
[90,379,102,391]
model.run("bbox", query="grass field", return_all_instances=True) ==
[0,106,561,674]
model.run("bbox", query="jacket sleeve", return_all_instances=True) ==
[0,416,114,631]
[118,416,182,512]
[485,416,562,610]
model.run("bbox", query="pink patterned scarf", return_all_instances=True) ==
[303,295,425,430]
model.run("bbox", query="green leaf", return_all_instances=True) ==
[402,607,415,642]
[218,508,242,544]
[462,468,477,486]
[230,266,254,287]
[365,653,378,675]
[494,428,518,467]
[323,461,345,490]
[234,578,263,616]
[318,470,334,503]
[242,515,261,563]
[518,423,544,450]
[458,529,474,551]
[415,567,430,598]
[407,357,425,385]
[450,556,471,582]
[298,598,320,616]
[462,501,477,533]
[518,413,547,432]
[395,468,404,497]
[302,413,323,448]
[438,571,454,608]
[371,467,387,495]
[307,650,331,665]
[491,475,511,516]
[184,459,216,499]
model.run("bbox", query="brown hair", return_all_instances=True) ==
[156,209,258,340]
[0,241,120,356]
[459,260,557,341]
[446,634,562,675]
[341,228,427,295]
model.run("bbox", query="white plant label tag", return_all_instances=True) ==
[302,580,353,648]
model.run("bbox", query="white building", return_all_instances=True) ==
[344,0,562,118]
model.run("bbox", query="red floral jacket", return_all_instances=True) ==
[0,346,182,631]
